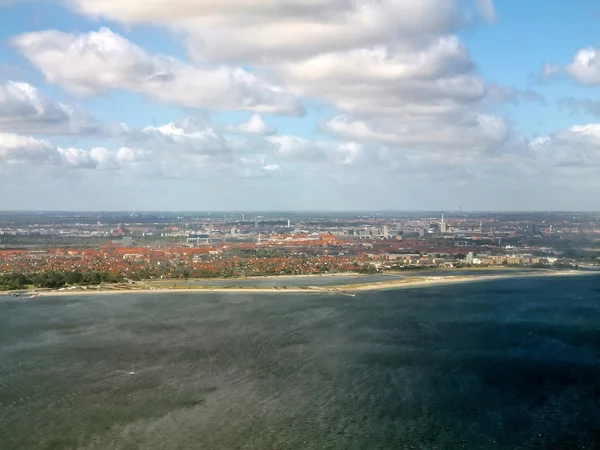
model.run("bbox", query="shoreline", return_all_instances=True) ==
[348,269,595,292]
[5,269,594,298]
[149,266,534,283]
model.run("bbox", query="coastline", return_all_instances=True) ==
[9,269,594,298]
[348,269,595,292]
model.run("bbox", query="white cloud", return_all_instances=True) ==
[267,135,371,167]
[71,0,466,62]
[476,0,498,24]
[541,63,560,78]
[278,36,482,113]
[226,114,276,135]
[0,80,125,135]
[0,133,59,164]
[135,118,284,179]
[555,124,600,149]
[71,0,346,23]
[0,132,140,169]
[267,32,516,157]
[12,28,304,115]
[277,36,497,155]
[322,113,510,153]
[142,122,230,156]
[528,124,600,174]
[11,0,600,209]
[566,47,600,85]
[10,4,505,168]
[485,85,545,105]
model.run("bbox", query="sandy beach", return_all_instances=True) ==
[7,269,591,298]
[348,269,595,291]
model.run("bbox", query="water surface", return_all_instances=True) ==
[2,275,600,449]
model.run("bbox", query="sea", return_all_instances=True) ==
[1,274,600,449]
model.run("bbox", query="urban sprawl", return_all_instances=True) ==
[1,211,599,290]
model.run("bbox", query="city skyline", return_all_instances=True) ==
[2,1,600,210]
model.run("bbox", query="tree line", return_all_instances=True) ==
[0,271,125,290]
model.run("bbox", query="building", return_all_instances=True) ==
[359,228,372,239]
[440,212,447,234]
[528,223,537,236]
[466,251,474,265]
[187,234,211,246]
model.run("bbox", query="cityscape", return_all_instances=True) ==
[1,210,599,291]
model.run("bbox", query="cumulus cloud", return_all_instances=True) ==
[485,84,546,105]
[71,0,467,62]
[322,113,510,153]
[225,114,276,135]
[529,124,600,171]
[274,34,508,155]
[565,47,600,85]
[0,80,126,135]
[17,2,505,166]
[542,47,600,87]
[278,36,482,113]
[268,34,514,156]
[13,0,595,208]
[12,28,304,115]
[476,0,498,23]
[267,135,382,168]
[142,122,230,156]
[63,0,501,144]
[135,118,282,179]
[0,133,59,164]
[540,63,561,79]
[0,132,140,169]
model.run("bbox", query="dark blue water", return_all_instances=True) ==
[2,275,600,449]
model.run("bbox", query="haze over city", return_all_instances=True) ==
[1,0,600,210]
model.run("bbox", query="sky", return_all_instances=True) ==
[1,0,600,211]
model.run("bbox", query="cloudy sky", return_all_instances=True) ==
[1,0,599,211]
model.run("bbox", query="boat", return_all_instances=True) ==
[11,293,20,298]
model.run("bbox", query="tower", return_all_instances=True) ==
[440,211,447,234]
[466,252,474,265]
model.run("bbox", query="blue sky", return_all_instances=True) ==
[1,0,600,211]
[461,0,600,135]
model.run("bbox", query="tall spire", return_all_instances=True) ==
[440,211,447,234]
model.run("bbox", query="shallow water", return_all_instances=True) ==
[178,270,541,288]
[2,275,600,449]
[181,273,406,287]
